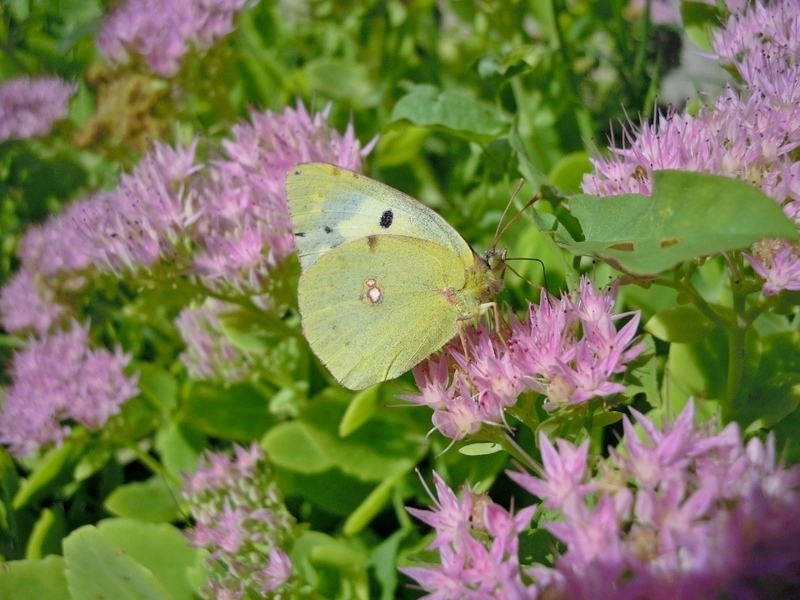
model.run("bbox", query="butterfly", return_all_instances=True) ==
[286,162,506,390]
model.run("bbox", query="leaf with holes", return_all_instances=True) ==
[554,171,798,276]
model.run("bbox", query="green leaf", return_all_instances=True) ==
[736,374,800,432]
[559,171,799,276]
[63,525,172,600]
[339,385,380,437]
[305,58,375,105]
[458,443,504,456]
[664,328,729,405]
[14,440,83,509]
[26,508,66,560]
[136,364,178,414]
[292,531,369,599]
[547,151,593,195]
[343,471,406,536]
[645,304,718,343]
[183,382,275,441]
[0,556,69,600]
[300,397,424,482]
[96,520,199,600]
[104,477,182,523]
[263,421,334,474]
[390,88,506,143]
[370,530,409,600]
[375,126,429,168]
[154,422,205,480]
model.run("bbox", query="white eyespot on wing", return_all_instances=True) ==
[361,278,384,305]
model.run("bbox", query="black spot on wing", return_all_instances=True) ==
[324,226,333,234]
[380,210,394,228]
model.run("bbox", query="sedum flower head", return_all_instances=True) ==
[405,401,800,599]
[176,299,256,381]
[0,322,139,457]
[514,400,800,599]
[0,76,75,142]
[75,140,202,273]
[183,443,297,599]
[0,269,67,335]
[404,277,644,439]
[96,0,254,77]
[401,472,537,599]
[192,102,370,295]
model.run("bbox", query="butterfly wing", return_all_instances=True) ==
[286,162,473,269]
[298,234,467,390]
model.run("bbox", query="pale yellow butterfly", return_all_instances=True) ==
[286,162,505,390]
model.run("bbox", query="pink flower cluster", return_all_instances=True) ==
[405,277,644,440]
[0,103,369,341]
[0,76,75,142]
[96,0,254,77]
[175,299,255,381]
[192,103,368,295]
[405,401,800,599]
[0,323,139,457]
[183,443,295,599]
[401,472,536,599]
[583,0,800,296]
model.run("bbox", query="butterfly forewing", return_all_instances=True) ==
[287,163,472,269]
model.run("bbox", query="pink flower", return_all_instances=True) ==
[402,471,537,599]
[0,76,75,141]
[96,0,254,77]
[0,323,138,457]
[176,299,256,381]
[407,277,644,439]
[183,443,296,598]
[0,269,66,334]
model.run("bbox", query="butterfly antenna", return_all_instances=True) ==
[505,257,549,292]
[494,190,543,249]
[494,178,526,247]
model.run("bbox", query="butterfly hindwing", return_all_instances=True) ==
[298,234,466,390]
[287,162,472,269]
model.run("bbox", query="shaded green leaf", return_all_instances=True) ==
[183,382,274,441]
[263,421,334,474]
[646,304,718,343]
[390,89,506,143]
[104,477,182,523]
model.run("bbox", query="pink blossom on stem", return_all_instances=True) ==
[405,277,644,439]
[0,76,75,142]
[0,322,138,457]
[183,443,296,599]
[96,0,254,77]
[406,400,800,599]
